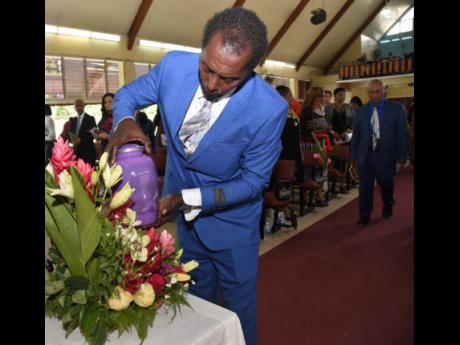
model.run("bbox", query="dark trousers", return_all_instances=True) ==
[358,150,396,217]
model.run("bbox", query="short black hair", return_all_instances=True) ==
[350,96,363,107]
[276,85,291,98]
[333,87,346,96]
[324,90,332,96]
[45,104,52,116]
[202,8,268,71]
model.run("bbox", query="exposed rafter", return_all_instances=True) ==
[232,0,246,8]
[127,0,154,50]
[324,0,387,74]
[260,0,311,66]
[295,0,355,71]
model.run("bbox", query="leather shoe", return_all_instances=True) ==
[357,216,370,227]
[382,205,393,219]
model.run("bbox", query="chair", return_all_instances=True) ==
[329,144,350,194]
[296,151,323,216]
[261,160,297,239]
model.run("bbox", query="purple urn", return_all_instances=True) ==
[115,144,159,226]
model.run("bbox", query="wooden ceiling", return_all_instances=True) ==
[45,0,413,71]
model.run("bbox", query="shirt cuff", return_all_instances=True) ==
[181,188,202,221]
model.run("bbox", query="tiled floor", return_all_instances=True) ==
[45,188,359,258]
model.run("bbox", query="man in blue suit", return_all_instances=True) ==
[350,79,408,226]
[108,8,286,345]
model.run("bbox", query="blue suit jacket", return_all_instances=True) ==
[350,100,408,166]
[113,51,287,250]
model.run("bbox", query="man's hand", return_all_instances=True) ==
[396,160,405,172]
[106,118,152,163]
[154,192,184,228]
[71,136,81,147]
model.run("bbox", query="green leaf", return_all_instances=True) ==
[71,290,87,304]
[58,295,66,307]
[45,280,65,296]
[71,167,102,265]
[45,203,87,277]
[45,192,83,261]
[91,322,108,345]
[87,258,100,287]
[45,169,58,188]
[80,307,98,337]
[65,276,89,292]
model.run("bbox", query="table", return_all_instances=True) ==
[45,294,246,345]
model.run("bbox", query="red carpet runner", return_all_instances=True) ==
[257,165,413,345]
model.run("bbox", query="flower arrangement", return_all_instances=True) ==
[45,138,198,345]
[311,132,332,170]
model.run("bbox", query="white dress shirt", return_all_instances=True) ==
[45,116,56,141]
[181,85,233,221]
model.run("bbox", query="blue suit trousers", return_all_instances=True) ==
[179,225,259,345]
[358,150,396,217]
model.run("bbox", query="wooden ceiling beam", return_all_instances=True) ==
[127,0,154,50]
[295,0,355,71]
[260,0,311,66]
[232,0,246,8]
[323,0,387,74]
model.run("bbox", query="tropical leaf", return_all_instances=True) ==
[71,167,102,266]
[45,204,86,277]
[45,193,82,260]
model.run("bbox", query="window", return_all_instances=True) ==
[63,57,85,99]
[45,56,64,100]
[45,55,123,103]
[385,6,413,36]
[107,61,121,94]
[134,63,156,79]
[86,59,107,100]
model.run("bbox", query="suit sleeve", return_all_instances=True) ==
[350,110,360,161]
[112,52,171,130]
[395,104,409,161]
[200,105,287,213]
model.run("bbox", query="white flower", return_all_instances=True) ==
[103,163,122,189]
[133,283,155,308]
[170,277,177,284]
[131,247,148,262]
[99,152,108,171]
[181,259,199,273]
[49,170,74,199]
[165,294,170,300]
[110,182,135,209]
[123,208,141,227]
[108,286,133,311]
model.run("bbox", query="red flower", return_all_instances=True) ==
[50,137,77,183]
[108,199,133,225]
[139,254,162,275]
[146,274,166,294]
[124,274,145,294]
[144,227,159,254]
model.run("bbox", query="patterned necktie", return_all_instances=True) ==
[371,106,380,150]
[76,114,84,135]
[179,99,213,157]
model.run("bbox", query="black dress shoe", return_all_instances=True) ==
[357,216,370,227]
[382,205,393,219]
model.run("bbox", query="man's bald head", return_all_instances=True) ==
[74,99,85,115]
[367,79,385,104]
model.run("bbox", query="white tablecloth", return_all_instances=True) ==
[45,294,246,345]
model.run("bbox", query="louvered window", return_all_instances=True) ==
[63,57,85,99]
[107,61,121,94]
[45,56,64,100]
[86,59,107,100]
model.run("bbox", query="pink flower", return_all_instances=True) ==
[75,159,94,191]
[313,153,321,159]
[144,227,159,254]
[158,230,175,257]
[50,137,76,183]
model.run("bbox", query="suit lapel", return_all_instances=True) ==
[168,72,200,158]
[187,76,254,164]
